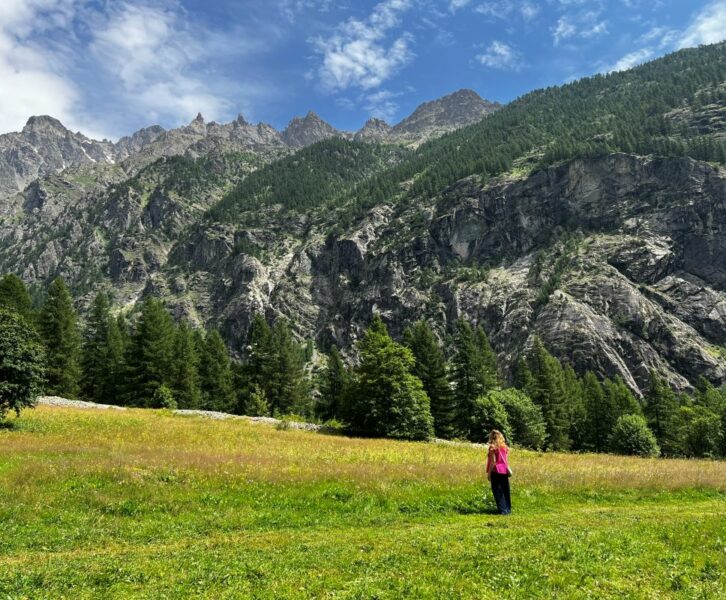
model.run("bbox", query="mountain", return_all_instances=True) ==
[0,90,499,201]
[1,43,725,395]
[282,112,341,147]
[352,89,501,144]
[0,116,117,200]
[390,89,500,140]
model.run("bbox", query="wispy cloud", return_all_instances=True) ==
[364,89,404,122]
[677,0,726,48]
[551,3,608,46]
[0,0,90,136]
[605,47,653,72]
[313,0,415,91]
[475,1,541,21]
[476,40,524,70]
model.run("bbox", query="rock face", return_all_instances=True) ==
[0,116,116,199]
[354,118,393,142]
[7,148,722,395]
[282,112,341,147]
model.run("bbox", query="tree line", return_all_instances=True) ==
[1,273,725,459]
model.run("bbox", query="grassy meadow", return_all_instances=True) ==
[1,405,725,599]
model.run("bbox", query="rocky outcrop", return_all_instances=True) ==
[282,112,341,147]
[391,89,500,141]
[355,118,393,142]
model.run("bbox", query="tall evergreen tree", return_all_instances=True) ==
[171,321,201,409]
[80,292,114,403]
[404,320,456,438]
[243,314,275,404]
[199,330,236,413]
[450,320,500,439]
[581,371,611,452]
[39,278,82,398]
[527,336,571,450]
[125,298,175,406]
[344,315,433,440]
[268,320,310,416]
[316,345,349,421]
[563,364,587,450]
[0,274,33,322]
[104,313,126,406]
[643,370,680,455]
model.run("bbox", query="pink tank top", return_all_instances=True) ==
[488,446,509,474]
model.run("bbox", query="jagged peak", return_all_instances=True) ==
[23,115,68,133]
[192,112,205,124]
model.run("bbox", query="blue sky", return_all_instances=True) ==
[1,0,724,140]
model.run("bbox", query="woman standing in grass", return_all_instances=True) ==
[486,430,512,515]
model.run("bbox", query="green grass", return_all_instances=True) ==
[1,406,725,599]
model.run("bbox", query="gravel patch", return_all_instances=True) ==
[37,396,128,410]
[173,409,330,432]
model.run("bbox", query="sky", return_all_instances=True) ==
[1,0,724,140]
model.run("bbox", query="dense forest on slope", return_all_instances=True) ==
[333,43,726,223]
[209,139,409,221]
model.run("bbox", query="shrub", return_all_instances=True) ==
[153,385,177,410]
[676,405,722,458]
[469,392,512,444]
[609,414,660,457]
[496,388,547,449]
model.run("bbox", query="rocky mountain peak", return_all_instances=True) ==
[354,117,393,142]
[392,88,500,137]
[22,115,69,135]
[282,111,339,148]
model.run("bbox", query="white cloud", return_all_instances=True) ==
[475,1,540,21]
[677,0,726,49]
[552,17,577,45]
[551,7,608,46]
[0,0,91,136]
[449,0,472,11]
[605,47,653,72]
[363,89,402,122]
[90,3,246,127]
[476,40,523,70]
[314,0,414,91]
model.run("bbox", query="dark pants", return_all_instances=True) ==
[490,472,511,515]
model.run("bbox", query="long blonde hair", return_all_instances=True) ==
[488,429,507,450]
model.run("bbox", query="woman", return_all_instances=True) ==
[486,429,512,515]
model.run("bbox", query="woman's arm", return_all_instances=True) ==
[486,448,494,479]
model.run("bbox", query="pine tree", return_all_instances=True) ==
[104,313,126,406]
[316,345,349,421]
[403,321,456,438]
[39,278,82,398]
[268,320,310,416]
[199,330,236,413]
[245,384,270,416]
[563,364,587,450]
[450,320,500,439]
[581,371,611,452]
[604,376,642,417]
[125,298,175,406]
[80,292,113,403]
[244,314,275,403]
[527,336,571,450]
[0,274,33,322]
[344,315,433,440]
[643,371,680,455]
[171,321,201,409]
